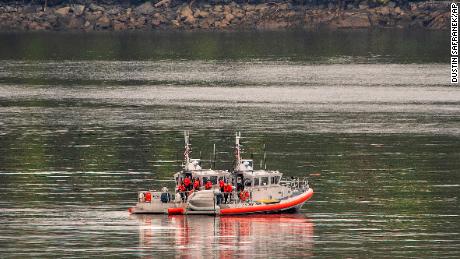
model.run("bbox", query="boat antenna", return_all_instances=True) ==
[183,130,191,169]
[234,132,242,169]
[213,143,216,169]
[263,143,267,170]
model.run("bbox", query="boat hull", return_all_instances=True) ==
[129,188,313,215]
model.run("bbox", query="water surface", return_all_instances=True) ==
[0,30,459,258]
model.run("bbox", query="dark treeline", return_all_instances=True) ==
[0,0,439,7]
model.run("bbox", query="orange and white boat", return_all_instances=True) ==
[129,132,313,215]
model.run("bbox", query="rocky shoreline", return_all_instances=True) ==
[0,1,450,31]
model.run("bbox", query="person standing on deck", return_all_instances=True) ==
[219,178,225,192]
[177,183,186,202]
[193,178,200,190]
[224,182,233,203]
[184,176,191,191]
[205,180,213,190]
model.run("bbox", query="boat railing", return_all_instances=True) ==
[280,176,309,191]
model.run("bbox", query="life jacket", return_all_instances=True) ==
[144,192,152,202]
[239,191,249,201]
[193,180,200,189]
[224,184,232,193]
[178,184,186,192]
[205,181,212,190]
[219,180,225,189]
[184,177,191,187]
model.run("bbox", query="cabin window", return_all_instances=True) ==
[244,178,252,187]
[203,176,218,185]
[261,177,269,186]
[274,176,280,184]
[254,178,259,186]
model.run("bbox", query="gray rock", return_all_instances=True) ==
[333,13,371,29]
[5,6,16,12]
[135,2,155,15]
[178,5,195,24]
[68,17,83,29]
[96,15,111,28]
[107,7,121,15]
[55,7,71,16]
[89,3,105,12]
[71,5,85,16]
[358,3,368,10]
[379,6,390,16]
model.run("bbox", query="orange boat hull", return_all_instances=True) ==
[220,188,313,215]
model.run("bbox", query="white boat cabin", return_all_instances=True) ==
[174,159,231,189]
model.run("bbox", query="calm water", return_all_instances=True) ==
[0,30,459,258]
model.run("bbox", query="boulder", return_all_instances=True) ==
[107,7,121,15]
[195,10,209,18]
[332,14,371,29]
[214,5,223,12]
[152,13,166,25]
[152,18,161,26]
[379,6,390,16]
[255,4,268,12]
[171,19,180,27]
[358,3,368,10]
[55,7,71,16]
[89,3,105,12]
[427,12,448,30]
[135,2,155,15]
[178,5,195,24]
[96,15,111,28]
[71,5,85,16]
[155,0,172,8]
[135,17,147,28]
[27,21,42,30]
[113,21,127,31]
[68,17,83,29]
[224,13,235,22]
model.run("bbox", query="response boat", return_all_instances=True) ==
[129,132,313,215]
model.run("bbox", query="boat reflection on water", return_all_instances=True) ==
[131,214,314,258]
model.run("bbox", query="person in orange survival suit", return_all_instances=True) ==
[224,182,233,203]
[193,178,200,190]
[205,180,213,190]
[177,183,186,202]
[184,176,192,191]
[219,178,225,192]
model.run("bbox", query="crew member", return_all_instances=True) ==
[193,178,200,190]
[184,176,192,191]
[219,178,225,192]
[205,180,213,190]
[177,183,186,202]
[224,182,233,203]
